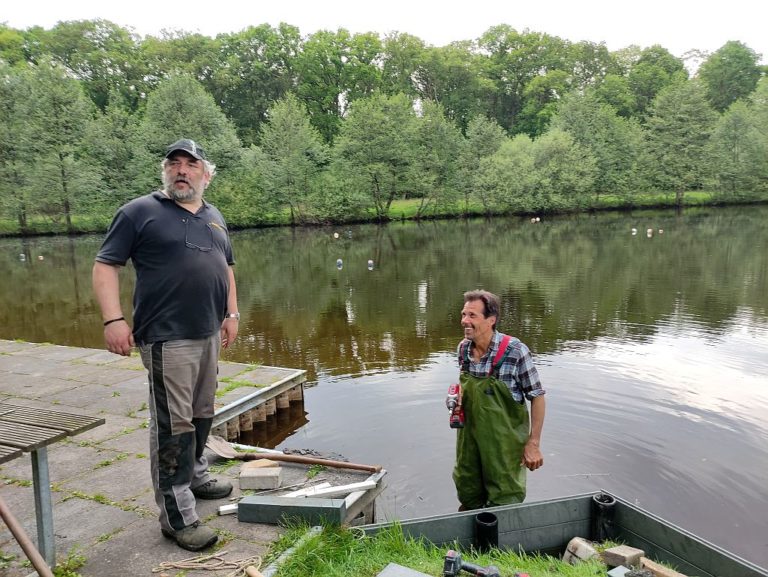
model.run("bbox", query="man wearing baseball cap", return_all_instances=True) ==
[93,138,240,551]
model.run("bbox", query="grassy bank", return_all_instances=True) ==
[2,190,767,237]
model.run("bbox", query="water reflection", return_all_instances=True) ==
[239,402,309,448]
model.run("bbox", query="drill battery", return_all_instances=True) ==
[446,383,465,428]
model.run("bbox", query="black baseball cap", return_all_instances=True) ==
[165,139,207,161]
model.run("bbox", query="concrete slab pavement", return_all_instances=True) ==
[0,339,313,577]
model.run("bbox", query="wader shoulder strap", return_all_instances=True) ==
[460,335,513,376]
[459,339,471,373]
[490,334,513,377]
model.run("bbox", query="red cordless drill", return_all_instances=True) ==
[446,383,465,428]
[443,549,529,577]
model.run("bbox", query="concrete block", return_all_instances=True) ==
[242,459,280,469]
[603,544,645,568]
[563,536,598,564]
[237,495,346,525]
[607,567,631,577]
[240,466,282,490]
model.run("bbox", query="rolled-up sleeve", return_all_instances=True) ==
[514,342,545,401]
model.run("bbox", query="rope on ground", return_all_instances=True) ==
[151,550,263,576]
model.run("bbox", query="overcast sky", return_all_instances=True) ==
[3,0,766,64]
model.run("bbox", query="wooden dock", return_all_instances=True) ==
[212,365,307,442]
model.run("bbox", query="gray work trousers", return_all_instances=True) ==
[139,334,220,531]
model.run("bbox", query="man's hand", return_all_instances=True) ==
[221,318,239,348]
[104,320,134,356]
[521,439,544,471]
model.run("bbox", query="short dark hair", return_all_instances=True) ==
[463,290,500,330]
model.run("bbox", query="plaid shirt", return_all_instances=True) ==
[458,331,545,403]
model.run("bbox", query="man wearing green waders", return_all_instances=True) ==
[452,290,546,510]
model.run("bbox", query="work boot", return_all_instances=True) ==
[191,478,233,500]
[161,521,217,551]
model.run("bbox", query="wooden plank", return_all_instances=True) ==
[289,480,377,499]
[0,443,23,464]
[0,403,105,436]
[0,421,66,451]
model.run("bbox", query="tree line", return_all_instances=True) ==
[0,19,766,234]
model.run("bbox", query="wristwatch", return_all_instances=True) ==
[225,312,240,321]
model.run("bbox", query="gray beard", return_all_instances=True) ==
[166,183,202,203]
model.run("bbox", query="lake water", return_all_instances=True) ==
[1,205,767,567]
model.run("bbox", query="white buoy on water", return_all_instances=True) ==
[333,232,339,239]
[367,259,374,270]
[336,258,343,270]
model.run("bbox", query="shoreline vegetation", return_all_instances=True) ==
[2,192,767,239]
[2,21,767,239]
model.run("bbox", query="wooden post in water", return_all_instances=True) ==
[253,404,267,423]
[288,384,303,402]
[226,418,240,441]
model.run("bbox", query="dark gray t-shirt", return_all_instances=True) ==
[96,191,235,344]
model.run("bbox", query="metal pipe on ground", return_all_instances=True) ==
[206,435,382,473]
[0,495,55,577]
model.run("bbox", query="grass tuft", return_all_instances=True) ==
[270,523,609,577]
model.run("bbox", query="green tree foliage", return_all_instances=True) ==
[567,40,619,90]
[255,93,330,224]
[0,24,28,66]
[334,92,418,220]
[594,74,636,118]
[456,115,508,214]
[296,28,383,143]
[551,91,648,200]
[139,29,220,97]
[15,60,103,232]
[40,19,144,111]
[627,45,688,119]
[212,24,301,146]
[707,101,767,197]
[475,134,536,214]
[413,43,490,134]
[410,100,463,217]
[517,70,570,136]
[645,80,718,204]
[206,146,273,228]
[698,41,762,112]
[0,19,766,234]
[531,128,597,210]
[82,91,139,208]
[479,25,571,134]
[380,32,426,97]
[130,74,242,195]
[0,63,32,231]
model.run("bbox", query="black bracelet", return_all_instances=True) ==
[103,317,125,326]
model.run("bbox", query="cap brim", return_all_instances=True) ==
[165,148,204,160]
